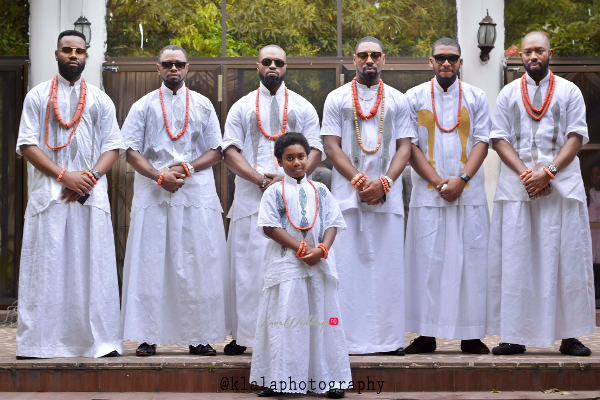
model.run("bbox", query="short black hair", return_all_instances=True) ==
[158,45,188,62]
[432,37,461,55]
[355,36,383,53]
[57,30,86,48]
[274,132,311,160]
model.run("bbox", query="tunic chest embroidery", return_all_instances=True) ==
[276,189,288,257]
[551,102,560,158]
[342,107,361,169]
[317,187,327,243]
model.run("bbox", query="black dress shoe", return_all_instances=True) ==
[224,339,247,355]
[15,356,38,360]
[327,388,345,398]
[559,338,591,356]
[136,342,157,356]
[461,339,490,354]
[405,336,436,354]
[492,343,526,355]
[381,347,405,356]
[189,344,217,356]
[257,388,280,397]
[101,350,121,357]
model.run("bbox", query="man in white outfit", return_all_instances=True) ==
[486,32,595,356]
[403,38,491,355]
[222,44,323,355]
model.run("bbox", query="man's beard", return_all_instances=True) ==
[259,71,285,87]
[359,66,379,83]
[436,74,457,86]
[57,59,85,81]
[523,57,550,78]
[163,74,185,89]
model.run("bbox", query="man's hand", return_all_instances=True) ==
[60,171,94,196]
[61,187,83,203]
[523,171,552,197]
[160,170,186,193]
[359,179,385,205]
[438,177,466,202]
[169,164,187,177]
[261,173,283,192]
[300,246,324,266]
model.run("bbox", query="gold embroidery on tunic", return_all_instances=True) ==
[458,106,470,188]
[417,109,435,189]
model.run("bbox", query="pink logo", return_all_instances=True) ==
[329,318,339,326]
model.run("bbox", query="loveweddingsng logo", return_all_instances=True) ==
[259,315,339,332]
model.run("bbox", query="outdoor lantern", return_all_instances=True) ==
[74,15,92,48]
[477,10,496,62]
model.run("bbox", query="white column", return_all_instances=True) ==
[29,0,107,89]
[456,0,504,214]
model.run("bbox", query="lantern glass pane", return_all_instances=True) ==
[486,25,496,45]
[477,25,487,46]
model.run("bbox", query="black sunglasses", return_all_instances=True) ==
[159,61,187,70]
[60,46,86,55]
[433,54,460,65]
[356,52,383,61]
[260,58,286,68]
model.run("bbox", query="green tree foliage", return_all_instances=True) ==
[505,0,600,57]
[341,0,456,56]
[106,0,456,57]
[0,0,28,55]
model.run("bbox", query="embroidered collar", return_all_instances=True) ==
[283,173,307,186]
[259,81,286,97]
[160,82,187,97]
[525,72,551,87]
[433,77,459,94]
[57,74,82,88]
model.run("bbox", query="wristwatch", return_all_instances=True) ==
[260,174,268,188]
[89,169,101,181]
[547,164,558,175]
[185,162,195,175]
[459,172,471,183]
[384,175,394,188]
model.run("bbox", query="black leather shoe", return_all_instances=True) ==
[101,350,121,357]
[136,342,157,356]
[224,339,247,355]
[461,339,490,354]
[257,388,280,397]
[559,338,591,356]
[15,356,38,360]
[327,388,345,398]
[189,344,217,356]
[405,336,436,354]
[492,343,526,355]
[381,347,405,356]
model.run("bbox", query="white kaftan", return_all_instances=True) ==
[404,79,491,339]
[16,75,125,357]
[250,174,351,393]
[222,82,323,347]
[321,81,415,353]
[486,73,596,346]
[120,83,226,346]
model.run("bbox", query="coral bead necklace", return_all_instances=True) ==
[352,79,385,154]
[256,87,289,140]
[45,75,87,150]
[521,71,555,121]
[158,86,190,140]
[430,78,462,133]
[281,179,319,231]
